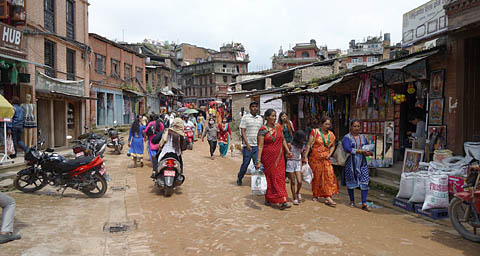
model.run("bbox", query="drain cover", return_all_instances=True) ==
[111,185,128,191]
[103,221,137,233]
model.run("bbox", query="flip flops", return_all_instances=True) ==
[0,233,21,244]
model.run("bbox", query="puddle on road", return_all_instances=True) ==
[303,230,342,245]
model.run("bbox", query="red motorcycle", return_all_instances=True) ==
[184,126,194,150]
[14,145,110,198]
[449,162,480,242]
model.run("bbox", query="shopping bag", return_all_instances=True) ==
[6,134,15,156]
[301,163,313,184]
[251,169,267,195]
[333,140,350,166]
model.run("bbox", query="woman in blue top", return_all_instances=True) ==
[128,115,146,168]
[342,119,373,211]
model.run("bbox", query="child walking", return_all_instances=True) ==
[286,130,307,205]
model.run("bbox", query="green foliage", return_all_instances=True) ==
[146,84,153,94]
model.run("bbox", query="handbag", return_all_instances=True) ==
[333,139,350,166]
[6,134,15,156]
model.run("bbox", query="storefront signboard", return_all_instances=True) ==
[402,0,451,47]
[35,72,84,97]
[0,22,23,51]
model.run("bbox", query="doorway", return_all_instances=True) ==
[464,36,480,141]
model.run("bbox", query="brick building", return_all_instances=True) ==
[174,43,214,66]
[23,0,90,148]
[346,33,391,70]
[180,42,249,107]
[89,33,146,127]
[271,39,330,70]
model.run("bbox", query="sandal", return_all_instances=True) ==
[350,202,356,208]
[297,194,303,202]
[325,200,337,207]
[264,201,272,206]
[293,199,299,205]
[279,202,291,210]
[361,204,371,212]
[312,197,320,202]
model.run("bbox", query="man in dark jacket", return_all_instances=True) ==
[8,96,26,158]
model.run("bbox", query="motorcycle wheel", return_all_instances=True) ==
[164,186,174,197]
[82,173,108,198]
[449,197,480,242]
[188,143,193,150]
[116,145,123,155]
[13,170,48,193]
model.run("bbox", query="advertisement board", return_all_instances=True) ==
[402,0,452,46]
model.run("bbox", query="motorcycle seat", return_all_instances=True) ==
[58,156,95,172]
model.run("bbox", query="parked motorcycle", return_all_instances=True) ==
[449,161,480,242]
[104,121,124,155]
[76,126,107,157]
[184,126,194,150]
[13,142,110,198]
[153,154,184,197]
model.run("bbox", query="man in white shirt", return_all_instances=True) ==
[237,101,264,185]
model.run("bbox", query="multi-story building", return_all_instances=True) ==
[180,42,249,106]
[346,33,391,69]
[123,41,181,113]
[174,43,215,66]
[89,33,146,127]
[272,40,330,70]
[23,0,90,148]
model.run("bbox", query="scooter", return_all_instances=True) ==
[184,126,194,150]
[449,161,480,242]
[153,154,185,197]
[105,121,125,155]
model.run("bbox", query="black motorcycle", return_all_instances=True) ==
[153,153,184,197]
[13,142,110,198]
[104,122,124,155]
[74,126,107,158]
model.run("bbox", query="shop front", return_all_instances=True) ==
[93,88,124,127]
[279,48,444,169]
[122,89,144,124]
[35,72,88,148]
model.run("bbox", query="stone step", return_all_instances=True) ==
[373,167,402,181]
[370,176,400,196]
[0,171,18,181]
[0,178,14,191]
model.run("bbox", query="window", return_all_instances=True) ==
[164,76,168,88]
[223,76,227,83]
[111,59,119,78]
[0,0,8,19]
[157,73,161,86]
[44,40,55,77]
[95,54,106,75]
[124,64,131,80]
[352,57,363,64]
[136,67,142,83]
[209,75,213,84]
[200,87,202,97]
[301,51,310,57]
[44,0,55,33]
[66,48,75,80]
[210,87,213,96]
[66,0,75,39]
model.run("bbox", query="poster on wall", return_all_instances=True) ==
[260,94,282,119]
[430,70,445,98]
[428,126,447,150]
[429,98,444,125]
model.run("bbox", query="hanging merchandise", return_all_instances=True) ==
[361,76,371,105]
[356,79,364,105]
[407,83,416,94]
[392,93,406,104]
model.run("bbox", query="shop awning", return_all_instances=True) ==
[36,72,86,98]
[122,89,144,97]
[0,53,49,68]
[159,88,175,96]
[305,77,344,93]
[374,50,438,70]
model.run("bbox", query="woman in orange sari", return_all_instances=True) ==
[257,109,293,210]
[304,116,339,206]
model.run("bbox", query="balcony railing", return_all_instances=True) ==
[347,48,383,56]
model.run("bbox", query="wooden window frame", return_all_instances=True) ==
[66,48,75,80]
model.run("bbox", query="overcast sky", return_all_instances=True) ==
[89,0,428,71]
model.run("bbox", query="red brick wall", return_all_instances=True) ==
[295,49,316,58]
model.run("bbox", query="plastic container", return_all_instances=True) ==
[433,149,453,163]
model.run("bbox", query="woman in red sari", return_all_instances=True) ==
[256,109,293,210]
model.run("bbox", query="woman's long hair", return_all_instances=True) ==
[278,112,293,135]
[131,116,140,135]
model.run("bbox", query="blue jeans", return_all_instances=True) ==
[237,146,258,181]
[11,128,26,154]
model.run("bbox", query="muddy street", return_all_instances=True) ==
[2,140,480,255]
